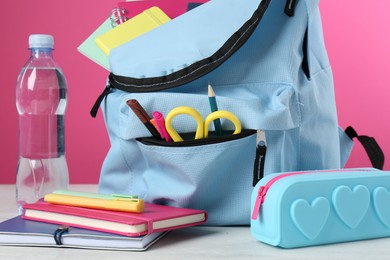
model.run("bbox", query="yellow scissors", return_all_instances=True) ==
[165,106,242,142]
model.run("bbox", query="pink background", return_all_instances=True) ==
[0,0,388,184]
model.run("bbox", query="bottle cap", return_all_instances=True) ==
[29,34,54,49]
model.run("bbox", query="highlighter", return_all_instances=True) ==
[44,193,144,213]
[152,111,172,142]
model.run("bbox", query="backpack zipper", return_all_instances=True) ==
[252,130,267,186]
[284,0,298,17]
[251,168,373,220]
[89,0,273,118]
[90,84,111,118]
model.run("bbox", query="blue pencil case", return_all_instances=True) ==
[251,168,390,248]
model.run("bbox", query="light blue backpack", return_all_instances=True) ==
[91,0,383,225]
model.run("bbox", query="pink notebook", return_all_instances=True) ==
[116,0,209,23]
[23,202,207,237]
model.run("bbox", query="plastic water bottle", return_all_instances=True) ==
[15,34,69,213]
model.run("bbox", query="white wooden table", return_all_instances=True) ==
[1,184,389,259]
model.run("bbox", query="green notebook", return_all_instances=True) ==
[77,19,111,71]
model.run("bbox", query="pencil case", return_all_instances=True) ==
[251,168,390,248]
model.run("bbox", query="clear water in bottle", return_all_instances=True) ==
[16,34,69,214]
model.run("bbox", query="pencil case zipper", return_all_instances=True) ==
[251,168,375,220]
[137,129,256,147]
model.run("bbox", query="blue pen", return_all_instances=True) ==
[208,82,222,136]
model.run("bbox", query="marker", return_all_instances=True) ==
[127,99,162,140]
[152,111,172,142]
[208,82,222,136]
[149,118,162,136]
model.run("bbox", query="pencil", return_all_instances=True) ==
[208,82,222,136]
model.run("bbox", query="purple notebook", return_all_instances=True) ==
[0,216,166,251]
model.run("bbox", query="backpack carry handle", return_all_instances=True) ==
[345,126,385,170]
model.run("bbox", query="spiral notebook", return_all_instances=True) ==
[0,216,167,251]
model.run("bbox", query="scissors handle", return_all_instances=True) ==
[165,106,204,142]
[204,110,242,138]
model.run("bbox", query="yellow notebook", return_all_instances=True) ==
[95,6,171,55]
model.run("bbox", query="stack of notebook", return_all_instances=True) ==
[77,0,208,70]
[0,190,207,251]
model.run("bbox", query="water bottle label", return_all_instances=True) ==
[19,114,64,159]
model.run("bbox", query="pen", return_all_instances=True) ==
[127,99,162,140]
[45,193,144,213]
[152,111,172,142]
[208,82,222,136]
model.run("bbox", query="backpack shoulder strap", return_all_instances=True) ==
[345,126,385,169]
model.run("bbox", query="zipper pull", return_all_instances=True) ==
[252,186,268,220]
[284,0,298,17]
[90,84,112,118]
[251,169,370,221]
[252,130,267,186]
